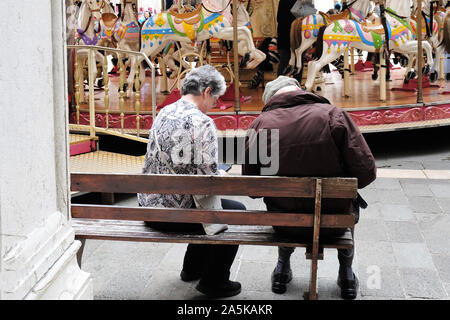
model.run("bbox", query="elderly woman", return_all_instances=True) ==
[138,65,245,298]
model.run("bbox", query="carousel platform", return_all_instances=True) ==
[69,66,450,135]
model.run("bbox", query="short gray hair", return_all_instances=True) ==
[180,65,226,98]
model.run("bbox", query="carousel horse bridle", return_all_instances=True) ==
[79,0,106,35]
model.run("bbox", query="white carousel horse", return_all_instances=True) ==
[75,0,110,102]
[162,2,255,79]
[289,0,372,75]
[411,0,449,81]
[305,0,434,91]
[125,0,266,97]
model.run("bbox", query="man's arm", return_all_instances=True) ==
[331,109,377,189]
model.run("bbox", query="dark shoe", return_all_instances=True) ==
[196,280,242,298]
[180,270,202,282]
[271,268,292,294]
[337,272,359,300]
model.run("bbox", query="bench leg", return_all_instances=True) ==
[76,238,86,267]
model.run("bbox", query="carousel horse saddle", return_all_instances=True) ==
[169,4,202,25]
[320,10,348,23]
[102,13,119,28]
[360,19,385,35]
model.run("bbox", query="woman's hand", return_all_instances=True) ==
[218,169,229,176]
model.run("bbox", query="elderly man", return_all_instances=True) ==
[243,76,376,300]
[138,65,245,298]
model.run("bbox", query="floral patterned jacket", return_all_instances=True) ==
[137,99,219,209]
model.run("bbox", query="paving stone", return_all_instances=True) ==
[429,183,450,198]
[392,243,435,269]
[443,283,450,298]
[421,161,450,170]
[376,189,409,205]
[355,219,389,241]
[157,243,186,272]
[140,270,202,300]
[240,245,278,263]
[400,182,433,197]
[359,203,382,220]
[96,264,153,300]
[407,196,442,214]
[234,261,282,293]
[400,268,447,299]
[379,204,415,221]
[385,221,424,243]
[317,248,341,279]
[432,255,450,283]
[355,241,396,267]
[436,198,450,214]
[376,160,424,170]
[81,239,106,262]
[358,188,379,204]
[373,178,402,190]
[359,265,405,298]
[419,215,450,255]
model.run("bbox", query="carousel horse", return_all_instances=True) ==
[125,0,266,97]
[289,0,372,76]
[162,1,255,78]
[305,0,434,91]
[370,0,449,83]
[408,0,448,82]
[75,0,110,102]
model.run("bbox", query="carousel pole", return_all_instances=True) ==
[417,0,424,104]
[343,47,350,98]
[232,0,241,113]
[379,0,387,102]
[88,48,96,138]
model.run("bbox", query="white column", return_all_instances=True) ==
[0,0,93,299]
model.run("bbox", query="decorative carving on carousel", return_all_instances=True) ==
[347,104,450,126]
[424,105,450,120]
[70,111,153,129]
[349,108,424,126]
[210,115,238,130]
[238,115,258,130]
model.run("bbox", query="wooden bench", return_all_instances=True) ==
[71,173,358,300]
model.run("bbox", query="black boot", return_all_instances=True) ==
[271,247,294,294]
[337,248,359,299]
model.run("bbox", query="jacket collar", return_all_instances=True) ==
[262,90,331,112]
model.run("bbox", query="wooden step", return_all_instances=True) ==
[70,134,98,156]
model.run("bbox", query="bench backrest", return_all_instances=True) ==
[71,173,358,229]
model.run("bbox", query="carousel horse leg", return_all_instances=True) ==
[305,47,341,92]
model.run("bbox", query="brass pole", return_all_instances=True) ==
[417,0,424,104]
[88,48,96,138]
[233,0,240,113]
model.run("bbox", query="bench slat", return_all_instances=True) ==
[71,173,357,199]
[73,219,354,249]
[71,204,355,228]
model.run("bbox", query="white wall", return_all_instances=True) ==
[314,0,335,12]
[0,0,92,300]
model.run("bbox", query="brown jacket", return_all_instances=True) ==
[243,90,376,213]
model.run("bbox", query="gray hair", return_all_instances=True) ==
[180,65,226,98]
[262,76,300,105]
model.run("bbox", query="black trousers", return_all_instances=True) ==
[146,199,245,284]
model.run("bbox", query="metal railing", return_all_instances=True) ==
[67,45,156,143]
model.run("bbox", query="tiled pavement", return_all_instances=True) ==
[78,168,450,300]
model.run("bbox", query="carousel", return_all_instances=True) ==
[66,0,450,171]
